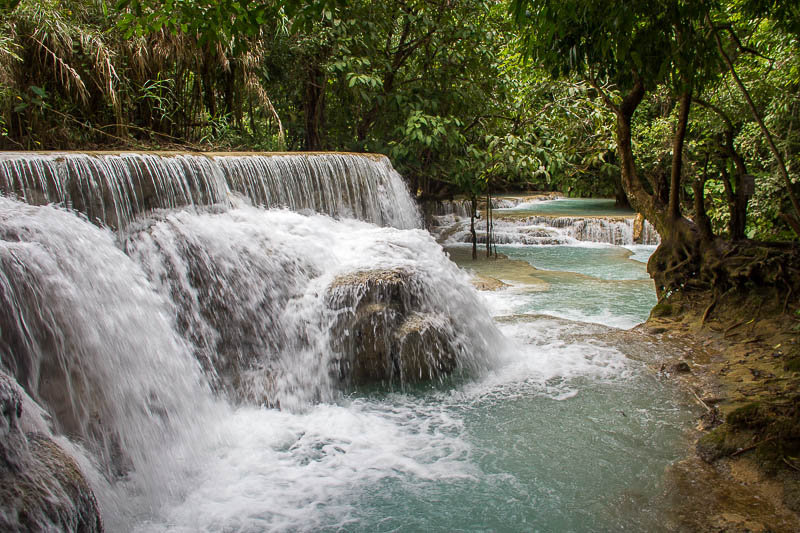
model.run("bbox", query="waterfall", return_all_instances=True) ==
[218,154,421,229]
[124,207,500,411]
[0,152,503,528]
[443,215,660,246]
[0,198,219,517]
[0,152,421,230]
[522,215,661,245]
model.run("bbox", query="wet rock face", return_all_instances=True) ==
[0,371,103,532]
[326,269,458,385]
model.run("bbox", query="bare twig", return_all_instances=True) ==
[783,457,800,472]
[691,389,712,412]
[724,319,747,338]
[730,436,775,457]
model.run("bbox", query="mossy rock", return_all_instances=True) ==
[696,426,751,463]
[704,399,800,472]
[727,402,767,429]
[0,371,103,532]
[327,269,459,386]
[650,303,674,318]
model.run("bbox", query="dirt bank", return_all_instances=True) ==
[640,292,800,532]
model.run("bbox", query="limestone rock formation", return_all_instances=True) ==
[326,268,458,385]
[0,371,103,532]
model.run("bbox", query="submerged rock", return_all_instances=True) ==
[0,371,103,532]
[326,268,458,385]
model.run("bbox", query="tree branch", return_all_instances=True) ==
[708,13,800,236]
[669,91,691,221]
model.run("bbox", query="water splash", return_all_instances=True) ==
[125,206,503,410]
[443,215,660,246]
[0,197,217,511]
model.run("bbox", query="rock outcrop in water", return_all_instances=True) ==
[326,269,458,384]
[0,371,103,532]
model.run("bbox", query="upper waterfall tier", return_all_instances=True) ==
[0,152,422,230]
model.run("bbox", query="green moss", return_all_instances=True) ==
[650,303,674,318]
[784,356,800,373]
[726,402,766,429]
[696,426,745,462]
[711,398,800,472]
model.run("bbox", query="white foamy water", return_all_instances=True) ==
[0,152,421,230]
[125,206,503,410]
[132,314,642,532]
[0,197,222,521]
[136,401,475,532]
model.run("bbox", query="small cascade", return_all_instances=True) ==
[0,152,421,230]
[443,215,660,246]
[533,215,661,245]
[527,216,635,245]
[425,199,473,218]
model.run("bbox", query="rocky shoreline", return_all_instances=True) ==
[641,302,800,532]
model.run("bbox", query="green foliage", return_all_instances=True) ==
[116,0,279,50]
[0,0,796,243]
[727,402,766,429]
[510,0,719,95]
[511,0,800,241]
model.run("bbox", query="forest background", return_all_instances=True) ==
[0,0,798,246]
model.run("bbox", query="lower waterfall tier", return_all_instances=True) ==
[0,195,504,527]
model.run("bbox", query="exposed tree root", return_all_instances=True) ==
[701,296,717,325]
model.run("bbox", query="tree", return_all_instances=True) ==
[511,0,799,305]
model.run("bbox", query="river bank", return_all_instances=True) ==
[641,298,800,532]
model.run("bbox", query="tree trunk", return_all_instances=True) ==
[470,196,478,260]
[614,179,631,208]
[613,77,666,233]
[669,92,691,221]
[485,187,491,258]
[692,177,714,242]
[695,98,750,240]
[304,65,326,151]
[722,131,749,241]
[200,52,217,126]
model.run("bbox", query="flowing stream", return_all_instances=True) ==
[0,155,695,532]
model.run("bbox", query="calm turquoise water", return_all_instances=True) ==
[493,244,658,328]
[337,372,692,532]
[499,244,650,280]
[499,197,636,217]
